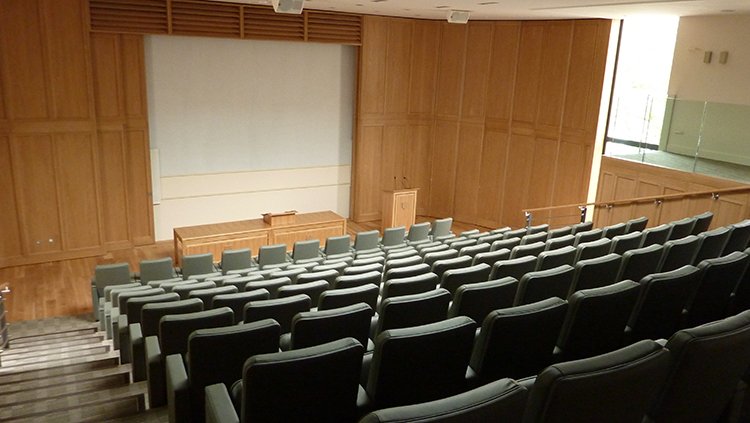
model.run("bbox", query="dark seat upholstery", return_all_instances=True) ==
[220,248,254,275]
[166,319,280,422]
[691,211,714,235]
[280,303,372,351]
[509,241,545,259]
[723,219,750,254]
[546,226,572,240]
[364,317,477,410]
[173,281,216,300]
[384,263,431,283]
[694,226,733,264]
[296,269,339,286]
[211,289,270,324]
[668,217,697,240]
[730,247,750,313]
[574,237,612,262]
[686,251,750,327]
[343,263,384,276]
[188,285,238,307]
[555,280,640,361]
[139,257,178,284]
[431,255,472,281]
[513,265,575,306]
[243,294,311,333]
[146,307,234,407]
[267,267,306,284]
[423,249,459,268]
[318,283,379,312]
[244,276,291,298]
[609,231,644,255]
[647,310,750,423]
[503,228,528,240]
[447,277,519,324]
[545,234,575,251]
[522,340,671,423]
[381,272,438,300]
[570,221,594,235]
[181,253,218,280]
[119,292,179,364]
[277,280,329,305]
[472,248,511,267]
[489,255,537,281]
[374,289,451,337]
[625,265,703,343]
[573,228,603,247]
[569,253,622,294]
[520,232,548,246]
[617,244,664,283]
[458,242,491,258]
[658,235,702,272]
[358,378,527,423]
[334,271,381,289]
[439,263,491,296]
[219,274,263,292]
[624,216,649,233]
[491,237,522,252]
[470,297,568,382]
[205,338,365,423]
[536,245,577,271]
[602,222,627,239]
[641,223,671,247]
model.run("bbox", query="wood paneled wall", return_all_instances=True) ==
[352,17,611,229]
[0,0,153,267]
[595,157,750,229]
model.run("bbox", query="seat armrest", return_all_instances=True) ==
[166,353,190,423]
[655,338,668,347]
[205,383,240,423]
[116,314,128,357]
[360,351,373,387]
[105,306,118,339]
[146,335,167,407]
[130,323,146,381]
[92,285,100,321]
[517,375,536,391]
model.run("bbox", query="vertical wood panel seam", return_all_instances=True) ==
[549,22,575,209]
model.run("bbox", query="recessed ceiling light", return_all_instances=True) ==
[435,5,450,8]
[478,1,499,4]
[371,0,387,2]
[721,9,735,12]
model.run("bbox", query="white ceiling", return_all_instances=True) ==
[262,0,750,20]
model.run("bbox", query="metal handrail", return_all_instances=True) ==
[522,185,750,227]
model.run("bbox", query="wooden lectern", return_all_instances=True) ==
[382,189,418,231]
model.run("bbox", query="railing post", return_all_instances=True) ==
[578,206,587,223]
[524,211,532,229]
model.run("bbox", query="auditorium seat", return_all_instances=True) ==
[130,298,204,382]
[296,269,339,286]
[723,219,750,254]
[544,234,575,251]
[118,292,179,364]
[188,286,238,310]
[491,237,522,252]
[146,307,234,407]
[447,238,477,252]
[358,378,527,423]
[574,237,612,262]
[609,231,644,255]
[323,234,354,257]
[509,241,545,259]
[646,310,750,423]
[691,211,714,235]
[489,255,537,281]
[318,283,379,313]
[381,273,438,301]
[173,281,216,300]
[243,294,311,333]
[363,317,476,410]
[181,253,220,280]
[354,230,382,255]
[617,244,664,283]
[458,242,491,258]
[439,263,492,296]
[641,223,671,247]
[291,239,322,263]
[570,221,594,235]
[92,262,134,318]
[101,284,147,326]
[333,271,381,289]
[344,263,384,276]
[469,297,567,382]
[694,226,733,264]
[383,255,422,275]
[527,224,549,235]
[447,277,519,324]
[522,340,671,423]
[668,216,697,240]
[520,231,548,246]
[546,226,572,240]
[476,232,504,245]
[381,226,407,250]
[514,265,575,306]
[573,228,603,247]
[257,244,290,269]
[373,289,451,337]
[554,280,640,361]
[460,229,481,238]
[430,217,454,241]
[536,245,577,271]
[280,303,372,351]
[139,257,179,285]
[601,222,627,239]
[205,338,364,423]
[204,274,242,287]
[352,255,386,266]
[503,228,528,240]
[152,279,198,294]
[277,280,329,305]
[489,226,511,235]
[624,215,649,233]
[146,277,182,288]
[685,251,750,327]
[472,248,511,267]
[245,276,291,298]
[383,263,430,283]
[431,255,473,281]
[110,287,166,346]
[658,235,702,272]
[166,319,280,422]
[423,249,459,267]
[417,243,449,257]
[211,289,270,324]
[268,266,306,284]
[569,253,622,294]
[407,222,431,245]
[625,265,703,343]
[385,248,418,261]
[219,248,254,275]
[729,247,750,314]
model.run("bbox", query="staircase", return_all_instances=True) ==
[0,316,163,422]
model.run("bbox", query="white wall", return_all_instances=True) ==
[144,35,356,240]
[668,15,750,104]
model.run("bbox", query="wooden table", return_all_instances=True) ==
[173,211,347,264]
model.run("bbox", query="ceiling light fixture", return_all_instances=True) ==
[271,0,303,14]
[447,10,470,24]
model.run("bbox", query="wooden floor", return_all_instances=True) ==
[0,217,489,323]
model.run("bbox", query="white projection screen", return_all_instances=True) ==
[144,35,356,177]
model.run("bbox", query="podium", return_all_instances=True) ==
[382,189,418,231]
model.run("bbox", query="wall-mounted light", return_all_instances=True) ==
[703,51,713,64]
[719,51,729,64]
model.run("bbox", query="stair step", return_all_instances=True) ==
[0,370,130,406]
[2,334,105,356]
[0,352,120,385]
[0,381,147,422]
[1,345,111,368]
[0,365,131,396]
[9,327,99,347]
[2,341,111,363]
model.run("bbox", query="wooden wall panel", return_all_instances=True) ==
[502,135,535,228]
[405,124,432,214]
[352,125,383,221]
[125,129,154,245]
[476,129,509,227]
[512,24,544,126]
[54,133,101,250]
[461,23,493,120]
[535,22,572,131]
[434,24,467,118]
[11,136,62,254]
[359,17,387,117]
[384,20,412,115]
[552,141,590,206]
[42,0,92,119]
[408,21,440,116]
[485,23,520,121]
[453,124,485,222]
[0,136,22,259]
[90,34,123,119]
[121,36,148,119]
[527,138,558,209]
[98,131,130,244]
[0,1,49,119]
[381,125,408,190]
[429,120,459,218]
